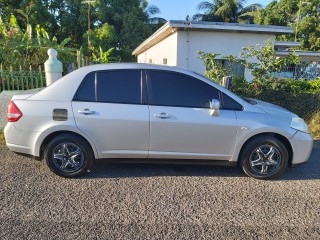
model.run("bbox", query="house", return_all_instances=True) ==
[132,20,301,81]
[275,41,320,79]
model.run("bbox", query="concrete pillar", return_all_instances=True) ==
[44,48,62,86]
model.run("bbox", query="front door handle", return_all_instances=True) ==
[78,109,95,115]
[154,112,171,119]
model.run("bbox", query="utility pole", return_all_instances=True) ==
[82,0,96,61]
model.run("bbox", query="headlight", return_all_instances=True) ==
[290,117,309,133]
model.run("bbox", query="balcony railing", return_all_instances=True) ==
[275,62,320,80]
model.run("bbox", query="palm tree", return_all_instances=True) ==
[140,0,166,24]
[193,0,224,21]
[193,0,262,23]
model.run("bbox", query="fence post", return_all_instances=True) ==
[39,66,44,88]
[44,48,62,86]
[221,76,232,89]
[77,50,81,69]
[9,65,13,90]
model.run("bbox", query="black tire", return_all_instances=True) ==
[45,133,94,178]
[240,136,289,180]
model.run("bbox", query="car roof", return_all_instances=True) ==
[76,63,199,75]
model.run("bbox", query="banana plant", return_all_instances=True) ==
[92,47,114,63]
[0,14,76,70]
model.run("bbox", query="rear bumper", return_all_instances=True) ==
[4,123,39,156]
[6,143,33,155]
[289,131,313,165]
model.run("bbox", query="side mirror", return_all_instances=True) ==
[209,99,221,116]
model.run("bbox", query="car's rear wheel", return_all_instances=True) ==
[240,136,289,179]
[45,133,93,178]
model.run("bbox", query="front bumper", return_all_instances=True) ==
[289,131,313,165]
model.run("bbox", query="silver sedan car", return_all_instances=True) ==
[4,63,313,179]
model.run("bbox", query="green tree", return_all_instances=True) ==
[0,0,53,33]
[0,14,76,70]
[83,22,117,62]
[240,41,300,80]
[193,0,262,23]
[254,0,320,51]
[0,0,165,62]
[254,0,298,26]
[140,0,166,24]
[198,41,301,82]
[93,0,162,61]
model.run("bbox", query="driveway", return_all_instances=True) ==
[1,143,319,239]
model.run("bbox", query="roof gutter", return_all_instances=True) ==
[132,20,294,56]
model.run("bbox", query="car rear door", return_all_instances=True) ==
[72,69,149,159]
[147,70,240,160]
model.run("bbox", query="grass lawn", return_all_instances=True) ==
[308,112,320,140]
[0,129,5,145]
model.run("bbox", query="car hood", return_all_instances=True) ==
[253,99,298,118]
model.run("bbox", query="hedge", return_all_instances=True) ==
[232,89,320,121]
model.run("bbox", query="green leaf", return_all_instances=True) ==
[59,37,71,48]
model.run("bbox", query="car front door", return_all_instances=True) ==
[147,70,240,160]
[72,69,149,159]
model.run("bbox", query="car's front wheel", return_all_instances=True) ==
[45,133,93,178]
[240,136,289,179]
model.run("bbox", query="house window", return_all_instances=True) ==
[213,59,245,78]
[163,58,168,65]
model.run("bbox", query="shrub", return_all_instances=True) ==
[240,41,300,81]
[231,79,320,121]
[308,112,320,140]
[197,52,227,83]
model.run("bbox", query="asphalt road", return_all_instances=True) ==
[1,143,320,239]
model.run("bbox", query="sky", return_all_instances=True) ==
[149,0,273,21]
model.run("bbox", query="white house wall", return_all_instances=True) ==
[137,32,178,66]
[176,31,276,81]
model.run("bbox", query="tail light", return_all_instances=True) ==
[7,101,23,122]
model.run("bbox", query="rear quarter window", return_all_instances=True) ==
[75,72,96,102]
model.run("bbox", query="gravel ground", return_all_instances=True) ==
[1,143,320,239]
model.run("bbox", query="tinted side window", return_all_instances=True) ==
[221,93,243,110]
[97,70,142,104]
[148,70,220,108]
[75,70,143,104]
[76,72,96,102]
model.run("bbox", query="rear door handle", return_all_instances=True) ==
[154,112,171,119]
[78,109,95,115]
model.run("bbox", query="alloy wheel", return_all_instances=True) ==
[52,142,85,173]
[248,144,282,175]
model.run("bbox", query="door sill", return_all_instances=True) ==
[96,158,237,167]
